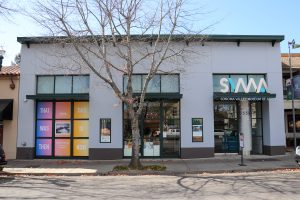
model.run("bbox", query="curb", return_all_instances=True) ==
[0,166,299,176]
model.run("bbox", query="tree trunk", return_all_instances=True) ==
[129,115,142,169]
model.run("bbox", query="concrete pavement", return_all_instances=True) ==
[1,153,299,176]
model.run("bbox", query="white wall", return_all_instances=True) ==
[17,40,286,152]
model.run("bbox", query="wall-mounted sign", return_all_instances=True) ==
[100,118,111,143]
[219,77,268,93]
[192,118,203,142]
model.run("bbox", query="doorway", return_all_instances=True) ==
[123,100,180,158]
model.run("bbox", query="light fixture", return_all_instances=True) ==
[0,46,6,71]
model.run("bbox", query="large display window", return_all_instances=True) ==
[35,101,89,158]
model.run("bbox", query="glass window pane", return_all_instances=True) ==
[161,75,179,93]
[73,76,89,93]
[36,120,52,137]
[123,75,142,93]
[55,120,71,137]
[55,102,71,119]
[36,139,52,156]
[74,102,89,119]
[55,76,72,94]
[37,76,54,94]
[213,75,229,92]
[143,75,160,93]
[73,139,89,156]
[37,102,53,119]
[55,139,70,156]
[230,75,248,93]
[248,75,266,93]
[74,120,89,137]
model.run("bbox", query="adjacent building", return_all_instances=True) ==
[281,53,300,148]
[16,35,285,160]
[0,66,20,159]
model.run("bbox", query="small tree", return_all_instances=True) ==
[29,0,206,168]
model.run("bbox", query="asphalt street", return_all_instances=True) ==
[0,171,299,200]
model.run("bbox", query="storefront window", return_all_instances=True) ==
[37,76,54,94]
[37,75,89,94]
[35,101,89,158]
[213,75,229,92]
[161,75,179,93]
[73,76,90,93]
[123,74,179,94]
[55,76,72,94]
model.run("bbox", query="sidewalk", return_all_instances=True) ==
[1,153,299,176]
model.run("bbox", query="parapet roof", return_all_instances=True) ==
[17,34,284,45]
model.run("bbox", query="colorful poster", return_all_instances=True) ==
[36,120,52,137]
[55,139,70,156]
[55,120,71,137]
[74,120,89,137]
[192,118,203,142]
[100,118,111,143]
[37,102,53,119]
[73,139,89,156]
[55,102,71,119]
[74,102,89,119]
[36,139,52,156]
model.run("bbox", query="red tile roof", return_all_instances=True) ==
[0,66,20,76]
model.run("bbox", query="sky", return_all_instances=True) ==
[1,0,300,66]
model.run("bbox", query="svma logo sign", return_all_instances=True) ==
[220,77,268,93]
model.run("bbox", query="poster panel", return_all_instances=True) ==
[55,102,71,119]
[74,102,89,119]
[36,120,52,137]
[73,139,89,156]
[192,118,203,142]
[100,118,111,143]
[55,139,70,156]
[55,120,71,137]
[36,139,52,156]
[74,120,89,137]
[37,102,53,119]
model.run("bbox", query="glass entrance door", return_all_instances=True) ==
[162,101,180,157]
[142,102,161,157]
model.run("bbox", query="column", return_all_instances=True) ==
[239,100,252,155]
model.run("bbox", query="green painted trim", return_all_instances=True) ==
[132,93,183,100]
[17,34,284,44]
[213,92,276,100]
[26,94,89,100]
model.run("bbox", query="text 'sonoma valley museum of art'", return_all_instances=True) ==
[16,35,285,159]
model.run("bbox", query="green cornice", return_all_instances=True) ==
[17,34,284,45]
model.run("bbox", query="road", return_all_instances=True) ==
[0,171,299,200]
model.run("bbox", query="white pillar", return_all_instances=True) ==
[239,100,252,155]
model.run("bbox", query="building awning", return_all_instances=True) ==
[26,94,89,101]
[0,99,13,121]
[213,92,276,101]
[133,93,183,100]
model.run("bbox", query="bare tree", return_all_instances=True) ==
[0,0,16,17]
[28,0,206,168]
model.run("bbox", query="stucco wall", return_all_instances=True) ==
[0,76,19,159]
[17,40,285,156]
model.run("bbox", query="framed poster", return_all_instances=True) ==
[55,120,71,137]
[100,118,111,143]
[192,118,203,142]
[37,102,53,119]
[55,139,70,156]
[55,102,71,119]
[36,120,52,137]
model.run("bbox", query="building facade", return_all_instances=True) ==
[281,53,300,148]
[0,66,20,159]
[16,35,285,159]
